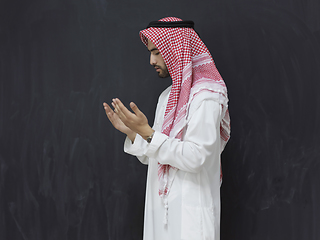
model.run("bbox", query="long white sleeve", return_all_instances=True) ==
[125,99,221,173]
[124,134,149,164]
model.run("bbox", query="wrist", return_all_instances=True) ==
[145,131,155,143]
[127,132,136,143]
[140,126,155,140]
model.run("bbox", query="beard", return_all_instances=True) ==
[156,66,170,78]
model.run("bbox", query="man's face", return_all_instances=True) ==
[147,39,170,78]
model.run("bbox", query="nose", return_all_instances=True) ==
[150,54,156,66]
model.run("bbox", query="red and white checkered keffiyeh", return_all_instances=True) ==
[140,17,230,201]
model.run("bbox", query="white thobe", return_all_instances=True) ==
[124,85,222,240]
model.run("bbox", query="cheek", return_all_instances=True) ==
[160,59,166,68]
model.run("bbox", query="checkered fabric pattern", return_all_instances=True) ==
[140,17,230,199]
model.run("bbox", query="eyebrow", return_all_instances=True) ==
[148,47,158,52]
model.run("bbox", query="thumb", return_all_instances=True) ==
[130,102,141,115]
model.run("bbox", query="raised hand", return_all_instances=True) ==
[111,98,154,140]
[103,102,136,141]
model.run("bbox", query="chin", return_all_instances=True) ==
[158,72,170,78]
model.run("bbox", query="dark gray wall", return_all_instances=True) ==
[0,0,319,239]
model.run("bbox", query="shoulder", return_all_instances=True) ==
[187,91,221,121]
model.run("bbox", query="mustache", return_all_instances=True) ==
[152,64,161,69]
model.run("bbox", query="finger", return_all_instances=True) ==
[104,104,116,123]
[129,102,142,116]
[106,112,114,124]
[112,100,127,121]
[103,103,114,115]
[112,101,120,115]
[104,103,121,123]
[114,98,135,118]
[111,102,116,111]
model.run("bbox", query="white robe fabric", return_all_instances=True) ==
[124,85,222,240]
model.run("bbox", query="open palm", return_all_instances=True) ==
[103,102,132,135]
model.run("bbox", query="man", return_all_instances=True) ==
[103,17,230,240]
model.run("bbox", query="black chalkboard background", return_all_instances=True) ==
[0,0,319,239]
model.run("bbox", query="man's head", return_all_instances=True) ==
[139,17,208,83]
[147,39,170,78]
